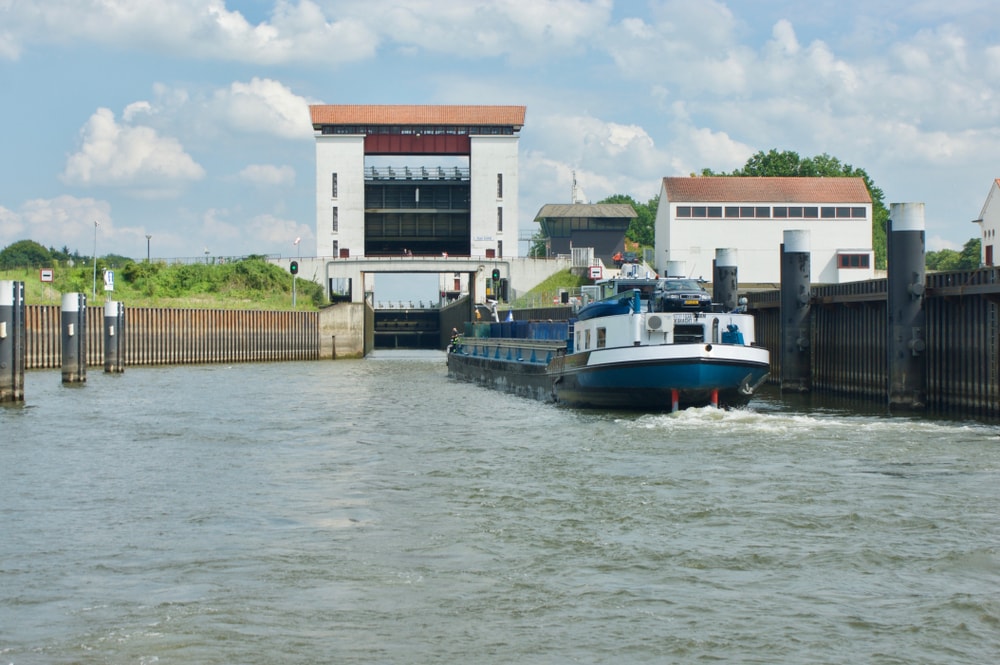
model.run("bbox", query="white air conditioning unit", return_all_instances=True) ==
[646,315,665,331]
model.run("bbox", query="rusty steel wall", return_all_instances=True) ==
[23,306,320,369]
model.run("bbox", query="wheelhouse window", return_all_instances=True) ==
[597,328,606,348]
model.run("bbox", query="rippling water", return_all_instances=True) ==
[2,354,999,664]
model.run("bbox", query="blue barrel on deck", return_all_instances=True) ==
[490,322,501,338]
[500,322,512,337]
[515,320,529,338]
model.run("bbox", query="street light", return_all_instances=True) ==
[146,234,151,262]
[292,236,301,307]
[92,220,99,299]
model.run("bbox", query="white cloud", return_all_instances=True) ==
[61,108,205,192]
[245,213,311,247]
[0,30,20,60]
[0,205,24,240]
[10,196,112,251]
[238,164,296,186]
[210,78,314,139]
[4,0,379,66]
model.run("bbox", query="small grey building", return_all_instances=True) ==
[534,203,637,264]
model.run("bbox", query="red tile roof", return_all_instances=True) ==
[662,176,872,204]
[310,105,526,128]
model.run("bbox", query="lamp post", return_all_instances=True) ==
[146,234,151,262]
[92,220,99,299]
[292,236,301,308]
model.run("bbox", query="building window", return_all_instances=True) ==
[773,207,788,218]
[838,254,870,269]
[822,207,836,218]
[332,240,339,256]
[677,206,692,217]
[497,173,503,198]
[756,206,770,218]
[332,207,339,232]
[803,207,818,218]
[498,240,503,257]
[725,206,739,218]
[497,207,503,232]
[707,206,722,218]
[331,173,338,198]
[851,207,866,218]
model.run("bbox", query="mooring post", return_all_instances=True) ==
[0,280,26,402]
[887,202,927,410]
[61,292,87,384]
[713,248,739,312]
[780,230,811,392]
[662,260,685,278]
[104,300,125,373]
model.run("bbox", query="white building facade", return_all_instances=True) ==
[310,105,525,260]
[654,176,875,284]
[973,178,1000,266]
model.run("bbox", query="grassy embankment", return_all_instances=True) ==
[2,262,587,311]
[0,258,325,310]
[509,269,591,308]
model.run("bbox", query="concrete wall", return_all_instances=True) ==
[470,135,519,258]
[315,134,366,258]
[318,302,368,359]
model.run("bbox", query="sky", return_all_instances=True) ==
[2,0,999,298]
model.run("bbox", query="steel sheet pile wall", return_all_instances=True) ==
[810,280,887,399]
[746,290,780,380]
[924,268,1000,417]
[23,306,320,368]
[747,266,1000,418]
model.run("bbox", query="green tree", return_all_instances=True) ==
[923,238,981,271]
[0,239,53,269]
[597,193,657,247]
[703,149,890,269]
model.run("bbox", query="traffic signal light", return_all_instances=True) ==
[290,260,299,275]
[492,268,500,281]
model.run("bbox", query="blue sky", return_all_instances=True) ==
[2,0,999,278]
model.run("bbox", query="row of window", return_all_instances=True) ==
[334,172,503,199]
[676,205,867,220]
[838,253,870,269]
[320,125,516,136]
[333,205,504,234]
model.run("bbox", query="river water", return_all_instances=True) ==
[2,353,998,664]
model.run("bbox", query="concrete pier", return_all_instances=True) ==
[104,300,125,373]
[61,293,87,384]
[887,202,927,410]
[780,230,811,392]
[0,280,26,402]
[713,248,739,312]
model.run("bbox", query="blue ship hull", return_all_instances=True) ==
[447,342,770,410]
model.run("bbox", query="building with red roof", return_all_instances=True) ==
[310,104,526,261]
[654,176,875,283]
